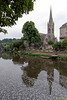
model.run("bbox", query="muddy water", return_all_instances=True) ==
[0,54,67,100]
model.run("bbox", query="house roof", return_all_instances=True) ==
[60,22,67,28]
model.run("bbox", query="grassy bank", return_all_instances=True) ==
[21,51,51,57]
[21,51,67,61]
[57,56,67,61]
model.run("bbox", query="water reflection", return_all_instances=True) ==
[0,54,67,99]
[0,53,12,60]
[13,56,67,94]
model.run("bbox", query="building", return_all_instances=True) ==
[40,8,57,49]
[60,22,67,42]
[47,8,54,41]
[47,8,57,42]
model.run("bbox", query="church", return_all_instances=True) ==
[40,8,57,48]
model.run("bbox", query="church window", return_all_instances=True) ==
[60,33,63,37]
[66,28,67,30]
[48,28,50,33]
[49,36,51,39]
[46,38,48,42]
[52,28,54,33]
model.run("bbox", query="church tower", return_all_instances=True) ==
[47,8,54,41]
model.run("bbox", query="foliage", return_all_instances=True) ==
[57,56,67,61]
[12,40,25,50]
[0,0,35,33]
[0,39,25,53]
[53,38,67,50]
[2,43,13,52]
[48,40,54,45]
[53,42,62,50]
[64,50,67,53]
[0,38,20,43]
[22,21,42,47]
[62,38,67,48]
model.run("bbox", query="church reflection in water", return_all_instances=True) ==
[13,56,67,95]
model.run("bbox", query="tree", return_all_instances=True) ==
[48,40,54,45]
[53,42,62,50]
[0,38,20,43]
[62,38,67,49]
[12,40,25,50]
[22,21,42,47]
[0,0,35,33]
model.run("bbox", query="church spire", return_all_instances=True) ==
[49,7,53,23]
[47,7,54,41]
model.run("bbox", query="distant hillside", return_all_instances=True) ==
[0,38,21,43]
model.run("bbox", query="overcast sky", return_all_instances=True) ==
[0,0,67,40]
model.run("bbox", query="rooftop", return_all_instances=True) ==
[60,22,67,28]
[39,33,47,41]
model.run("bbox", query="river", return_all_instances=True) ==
[0,53,67,100]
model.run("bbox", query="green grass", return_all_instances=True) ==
[21,51,51,57]
[21,51,67,61]
[57,56,67,61]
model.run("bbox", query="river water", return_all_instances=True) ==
[0,54,67,100]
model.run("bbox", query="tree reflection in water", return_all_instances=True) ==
[0,53,67,100]
[12,56,67,95]
[1,54,67,95]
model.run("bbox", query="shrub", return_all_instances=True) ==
[48,40,54,45]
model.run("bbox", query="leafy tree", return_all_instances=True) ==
[2,43,12,52]
[12,40,25,50]
[22,21,42,47]
[0,0,35,33]
[53,42,62,50]
[48,40,54,45]
[62,38,67,48]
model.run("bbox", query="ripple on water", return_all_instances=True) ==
[0,57,67,100]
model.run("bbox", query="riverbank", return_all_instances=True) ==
[21,50,67,61]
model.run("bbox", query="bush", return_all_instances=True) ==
[48,40,54,45]
[53,42,62,50]
[62,38,67,49]
[12,41,25,50]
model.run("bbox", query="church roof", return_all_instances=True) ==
[40,33,47,41]
[60,22,67,28]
